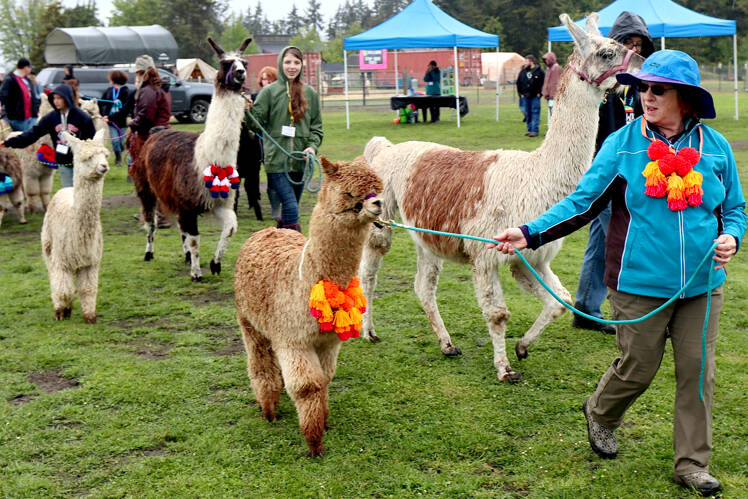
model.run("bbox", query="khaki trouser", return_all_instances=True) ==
[588,287,723,475]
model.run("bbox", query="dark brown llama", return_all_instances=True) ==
[130,37,251,281]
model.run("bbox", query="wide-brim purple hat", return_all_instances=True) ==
[616,49,716,119]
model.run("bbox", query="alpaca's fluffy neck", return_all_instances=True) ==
[531,55,606,198]
[303,208,371,288]
[194,91,245,168]
[72,176,104,234]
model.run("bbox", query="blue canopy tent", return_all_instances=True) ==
[343,0,499,128]
[547,0,739,119]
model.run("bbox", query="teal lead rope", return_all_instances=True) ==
[240,93,322,193]
[379,219,719,402]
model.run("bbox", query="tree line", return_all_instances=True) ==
[1,0,746,72]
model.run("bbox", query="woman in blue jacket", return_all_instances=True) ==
[491,50,746,496]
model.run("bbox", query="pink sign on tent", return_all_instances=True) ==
[359,49,388,69]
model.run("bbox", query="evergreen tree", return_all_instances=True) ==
[287,4,302,35]
[65,0,99,27]
[305,0,323,33]
[30,0,68,70]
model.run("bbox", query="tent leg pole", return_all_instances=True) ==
[454,46,460,128]
[734,34,739,120]
[496,45,499,122]
[661,37,665,50]
[394,50,399,96]
[344,50,350,130]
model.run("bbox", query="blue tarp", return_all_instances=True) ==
[548,0,736,41]
[344,0,498,50]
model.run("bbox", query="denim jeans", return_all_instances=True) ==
[267,171,304,225]
[520,96,541,133]
[58,165,74,188]
[574,204,611,317]
[267,185,282,220]
[108,123,125,153]
[8,117,36,132]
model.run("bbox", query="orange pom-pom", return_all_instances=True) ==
[667,174,687,211]
[677,147,700,167]
[643,163,668,198]
[647,140,670,161]
[682,169,702,189]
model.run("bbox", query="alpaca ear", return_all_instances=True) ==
[93,127,107,143]
[207,37,225,58]
[61,131,81,152]
[584,12,601,36]
[561,13,591,57]
[238,38,252,54]
[320,156,339,177]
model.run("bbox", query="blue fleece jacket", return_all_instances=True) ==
[522,116,746,299]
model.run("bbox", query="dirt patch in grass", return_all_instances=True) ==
[30,369,80,393]
[181,292,235,307]
[214,338,244,356]
[102,193,140,209]
[8,393,39,406]
[731,140,748,150]
[110,314,191,331]
[130,338,174,360]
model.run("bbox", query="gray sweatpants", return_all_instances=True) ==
[588,286,723,475]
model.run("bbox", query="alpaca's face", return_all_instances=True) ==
[322,160,383,225]
[217,56,247,92]
[79,147,110,180]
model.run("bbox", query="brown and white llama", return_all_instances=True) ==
[131,37,251,281]
[234,157,383,457]
[41,129,109,322]
[0,146,26,227]
[359,13,644,382]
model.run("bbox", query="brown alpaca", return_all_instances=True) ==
[234,157,383,457]
[130,37,251,281]
[0,147,26,227]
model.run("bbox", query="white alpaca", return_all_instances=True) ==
[1,121,55,214]
[78,99,110,141]
[131,37,251,281]
[359,14,644,381]
[41,129,109,323]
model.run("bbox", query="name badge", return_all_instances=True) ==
[281,125,296,138]
[55,143,70,155]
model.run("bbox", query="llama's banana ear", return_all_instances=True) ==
[238,38,252,54]
[320,156,339,177]
[585,12,601,36]
[61,131,80,152]
[93,127,107,143]
[561,13,591,57]
[207,37,225,58]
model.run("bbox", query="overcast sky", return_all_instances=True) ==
[63,0,368,26]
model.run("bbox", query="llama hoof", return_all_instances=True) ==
[144,251,153,261]
[54,308,67,320]
[442,345,462,357]
[501,370,523,383]
[306,448,324,458]
[363,330,381,342]
[19,219,28,224]
[515,342,528,360]
[83,313,97,324]
[210,259,221,275]
[191,274,203,282]
[184,252,191,265]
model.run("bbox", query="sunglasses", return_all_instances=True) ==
[636,82,677,96]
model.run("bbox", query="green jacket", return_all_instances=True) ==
[245,46,323,173]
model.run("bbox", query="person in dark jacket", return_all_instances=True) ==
[516,55,544,137]
[0,58,41,132]
[1,83,95,188]
[572,11,654,334]
[99,69,131,166]
[422,60,441,123]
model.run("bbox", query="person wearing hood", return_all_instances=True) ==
[571,11,655,335]
[245,46,323,233]
[541,52,561,116]
[1,83,95,188]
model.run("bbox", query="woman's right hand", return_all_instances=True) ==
[244,98,253,111]
[487,228,527,254]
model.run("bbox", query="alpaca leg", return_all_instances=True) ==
[76,265,99,324]
[414,245,460,356]
[40,172,54,211]
[239,316,282,422]
[0,195,6,228]
[210,206,237,276]
[10,188,26,224]
[316,343,341,431]
[178,212,198,266]
[511,261,570,360]
[276,348,328,457]
[471,260,520,383]
[48,265,75,320]
[358,224,393,342]
[24,175,42,214]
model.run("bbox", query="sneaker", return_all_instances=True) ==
[572,314,616,335]
[674,471,721,496]
[583,398,617,459]
[527,132,539,137]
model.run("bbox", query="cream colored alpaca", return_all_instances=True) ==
[41,129,109,323]
[0,146,26,227]
[78,99,110,140]
[1,120,55,214]
[359,13,644,382]
[234,157,383,457]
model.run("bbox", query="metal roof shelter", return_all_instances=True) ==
[343,0,499,128]
[45,25,178,66]
[547,0,739,120]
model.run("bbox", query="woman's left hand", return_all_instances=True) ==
[302,147,315,154]
[713,234,737,270]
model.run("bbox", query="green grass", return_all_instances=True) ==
[1,91,746,498]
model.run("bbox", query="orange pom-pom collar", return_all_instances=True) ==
[309,277,367,341]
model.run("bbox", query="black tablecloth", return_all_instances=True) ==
[390,95,469,117]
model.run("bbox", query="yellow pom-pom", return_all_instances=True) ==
[309,281,327,309]
[682,169,702,189]
[334,309,352,333]
[642,161,659,178]
[348,306,363,326]
[666,173,684,195]
[320,302,334,323]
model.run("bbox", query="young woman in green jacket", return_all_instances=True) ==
[245,46,323,232]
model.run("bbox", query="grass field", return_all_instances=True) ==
[1,91,746,498]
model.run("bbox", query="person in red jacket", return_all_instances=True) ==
[541,52,561,116]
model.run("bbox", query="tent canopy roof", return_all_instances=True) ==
[344,0,498,50]
[45,25,178,65]
[176,58,217,81]
[548,0,736,41]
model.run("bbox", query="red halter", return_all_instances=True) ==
[569,49,635,87]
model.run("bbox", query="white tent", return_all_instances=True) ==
[176,58,217,82]
[481,52,525,84]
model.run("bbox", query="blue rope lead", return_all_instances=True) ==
[380,219,719,401]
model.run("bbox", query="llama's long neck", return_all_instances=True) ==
[303,208,372,288]
[195,90,245,168]
[532,54,606,200]
[72,175,104,234]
